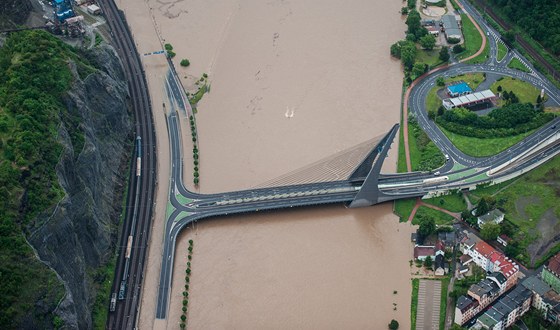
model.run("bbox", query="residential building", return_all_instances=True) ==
[474,285,532,329]
[465,241,519,289]
[454,272,509,326]
[477,209,505,227]
[435,254,448,276]
[542,252,560,293]
[455,295,479,325]
[414,240,445,261]
[459,231,478,254]
[523,276,560,324]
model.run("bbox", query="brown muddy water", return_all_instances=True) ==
[117,0,416,328]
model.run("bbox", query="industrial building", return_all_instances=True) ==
[441,15,463,41]
[442,90,497,110]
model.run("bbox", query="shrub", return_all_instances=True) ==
[183,299,188,306]
[447,37,460,44]
[453,44,464,53]
[181,315,186,322]
[389,319,399,330]
[164,43,173,51]
[203,73,208,78]
[180,59,190,67]
[182,306,187,312]
[189,239,194,245]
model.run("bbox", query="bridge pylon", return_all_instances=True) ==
[349,124,400,208]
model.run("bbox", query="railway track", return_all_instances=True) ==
[95,1,157,329]
[470,0,560,80]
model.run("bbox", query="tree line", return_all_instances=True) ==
[436,103,555,138]
[486,0,560,55]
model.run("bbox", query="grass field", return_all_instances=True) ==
[507,58,531,73]
[412,206,456,225]
[490,76,540,105]
[457,13,483,61]
[411,279,420,330]
[439,277,450,330]
[470,155,560,266]
[497,42,507,62]
[417,48,446,68]
[438,125,535,157]
[465,36,490,65]
[394,198,417,222]
[423,192,467,213]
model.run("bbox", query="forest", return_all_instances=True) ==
[0,30,94,328]
[487,0,560,55]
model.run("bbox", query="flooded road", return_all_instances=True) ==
[118,0,416,328]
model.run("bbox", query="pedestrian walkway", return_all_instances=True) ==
[416,279,442,330]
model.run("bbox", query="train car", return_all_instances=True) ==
[110,293,117,312]
[136,136,142,176]
[422,176,449,185]
[125,236,133,259]
[118,281,126,300]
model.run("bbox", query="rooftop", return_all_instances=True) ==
[469,278,500,298]
[457,295,478,312]
[443,90,496,108]
[546,252,560,276]
[478,209,505,223]
[488,272,507,286]
[447,82,472,95]
[414,246,434,259]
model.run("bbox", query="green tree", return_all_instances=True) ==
[388,319,400,330]
[400,42,417,69]
[420,34,436,50]
[439,47,450,62]
[437,105,445,116]
[480,222,501,240]
[418,216,436,237]
[504,30,515,44]
[401,7,409,15]
[453,44,464,53]
[412,62,427,79]
[164,43,173,51]
[424,255,433,268]
[390,42,402,58]
[406,10,422,38]
[180,59,190,67]
[436,76,445,86]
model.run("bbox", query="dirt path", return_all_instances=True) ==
[419,201,462,220]
[408,198,423,222]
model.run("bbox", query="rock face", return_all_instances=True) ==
[0,0,32,28]
[27,44,132,329]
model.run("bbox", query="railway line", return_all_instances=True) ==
[96,0,157,329]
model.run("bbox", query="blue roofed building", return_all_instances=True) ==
[447,82,472,97]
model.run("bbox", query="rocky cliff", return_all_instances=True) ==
[27,44,132,329]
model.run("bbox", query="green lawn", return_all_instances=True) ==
[470,156,560,266]
[490,76,541,105]
[465,36,490,65]
[507,57,531,73]
[423,192,467,213]
[412,206,455,225]
[440,277,450,330]
[497,42,507,62]
[417,48,445,68]
[394,198,417,222]
[457,13,483,61]
[437,125,535,157]
[411,279,420,330]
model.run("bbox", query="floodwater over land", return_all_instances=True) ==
[117,0,416,328]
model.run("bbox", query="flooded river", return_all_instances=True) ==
[117,0,416,328]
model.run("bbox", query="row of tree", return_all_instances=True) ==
[180,239,194,329]
[390,9,449,82]
[436,103,555,138]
